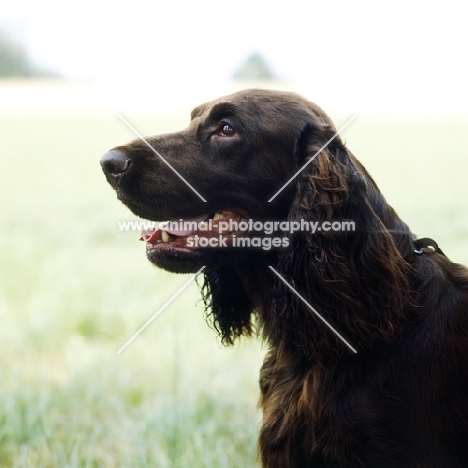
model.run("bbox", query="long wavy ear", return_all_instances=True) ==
[272,110,415,359]
[201,266,254,345]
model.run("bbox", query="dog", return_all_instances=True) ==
[101,89,468,467]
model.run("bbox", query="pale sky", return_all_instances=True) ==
[1,0,467,116]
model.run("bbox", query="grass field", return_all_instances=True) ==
[1,90,467,467]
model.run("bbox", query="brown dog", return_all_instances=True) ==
[101,89,468,468]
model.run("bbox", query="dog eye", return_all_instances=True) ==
[219,123,235,136]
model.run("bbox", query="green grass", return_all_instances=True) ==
[0,106,467,467]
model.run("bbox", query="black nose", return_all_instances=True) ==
[100,150,131,177]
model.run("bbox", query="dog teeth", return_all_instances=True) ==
[161,231,170,242]
[213,212,224,221]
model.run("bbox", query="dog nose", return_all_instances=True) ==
[100,150,131,177]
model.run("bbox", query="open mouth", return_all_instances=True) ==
[139,209,250,253]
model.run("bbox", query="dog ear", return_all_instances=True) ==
[201,266,254,345]
[271,112,413,359]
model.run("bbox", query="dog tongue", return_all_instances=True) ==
[140,229,161,243]
[139,214,210,242]
[163,214,209,235]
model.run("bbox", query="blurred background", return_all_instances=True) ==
[1,1,467,467]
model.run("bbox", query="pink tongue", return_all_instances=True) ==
[139,214,209,242]
[163,214,209,235]
[139,229,160,243]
